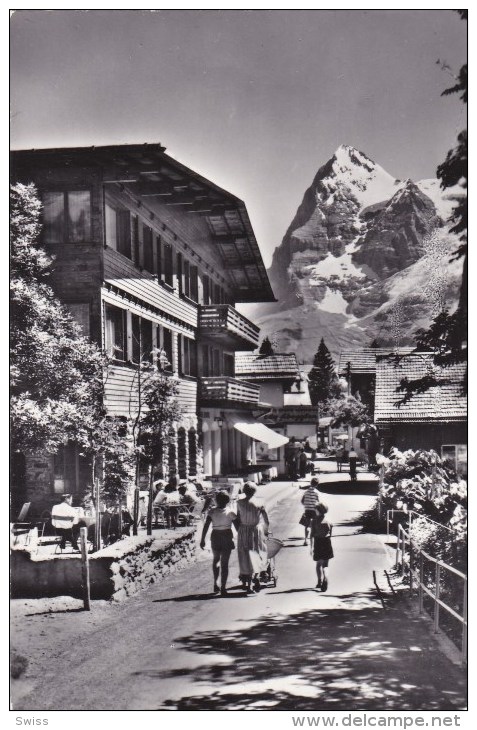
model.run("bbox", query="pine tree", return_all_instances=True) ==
[308,338,341,406]
[258,336,275,357]
[10,183,105,454]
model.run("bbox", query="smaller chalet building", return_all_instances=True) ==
[339,348,467,475]
[235,353,302,407]
[235,353,320,472]
[374,355,467,476]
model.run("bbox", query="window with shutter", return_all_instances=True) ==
[203,275,210,305]
[143,225,154,273]
[105,202,131,259]
[132,314,141,364]
[160,242,174,287]
[132,215,140,265]
[190,265,198,302]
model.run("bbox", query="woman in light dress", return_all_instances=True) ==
[236,482,270,594]
[200,491,238,596]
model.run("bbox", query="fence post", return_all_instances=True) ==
[409,533,413,597]
[418,551,424,614]
[401,531,406,577]
[434,563,441,633]
[462,578,467,666]
[395,524,400,569]
[80,527,91,611]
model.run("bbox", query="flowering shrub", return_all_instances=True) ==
[379,447,467,572]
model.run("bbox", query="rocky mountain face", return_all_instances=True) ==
[244,145,463,364]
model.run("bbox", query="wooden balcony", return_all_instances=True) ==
[199,377,261,406]
[198,305,260,350]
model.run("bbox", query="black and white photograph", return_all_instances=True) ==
[9,6,468,718]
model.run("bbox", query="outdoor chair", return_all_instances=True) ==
[10,502,33,547]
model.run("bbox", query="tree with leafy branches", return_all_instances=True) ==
[325,393,371,429]
[308,338,341,407]
[129,344,183,534]
[10,182,105,455]
[396,10,467,403]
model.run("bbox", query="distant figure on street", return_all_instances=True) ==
[300,477,320,546]
[310,502,333,591]
[299,449,308,479]
[336,445,344,473]
[51,494,79,551]
[138,496,147,527]
[349,448,358,482]
[200,491,238,596]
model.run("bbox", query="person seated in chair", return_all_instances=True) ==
[51,494,79,550]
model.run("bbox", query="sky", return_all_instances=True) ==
[10,9,467,268]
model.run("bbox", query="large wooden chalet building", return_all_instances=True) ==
[11,143,276,512]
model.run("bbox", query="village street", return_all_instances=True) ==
[11,469,466,712]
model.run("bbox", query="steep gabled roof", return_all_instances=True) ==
[374,354,467,423]
[338,347,414,375]
[235,353,300,381]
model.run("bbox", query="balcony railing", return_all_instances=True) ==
[198,305,260,350]
[199,377,261,405]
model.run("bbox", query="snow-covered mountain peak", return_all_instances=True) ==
[323,145,402,210]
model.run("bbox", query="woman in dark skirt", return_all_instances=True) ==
[310,502,333,592]
[200,491,238,596]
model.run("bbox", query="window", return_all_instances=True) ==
[201,345,210,376]
[224,353,234,376]
[105,304,126,361]
[132,215,140,266]
[203,275,211,305]
[105,204,131,258]
[132,315,153,364]
[143,225,154,273]
[160,242,174,287]
[43,191,91,243]
[441,444,467,477]
[212,348,221,376]
[157,326,173,372]
[190,265,199,302]
[180,335,197,377]
[181,259,199,303]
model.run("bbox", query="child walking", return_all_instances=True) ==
[310,502,333,592]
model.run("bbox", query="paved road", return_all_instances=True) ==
[15,477,466,711]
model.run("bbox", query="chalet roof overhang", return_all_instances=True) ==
[375,416,467,424]
[11,143,276,304]
[234,373,298,383]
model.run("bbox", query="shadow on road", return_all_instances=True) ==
[138,594,466,711]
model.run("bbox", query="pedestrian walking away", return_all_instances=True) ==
[298,448,308,478]
[200,491,238,596]
[310,502,333,591]
[349,448,358,482]
[236,482,270,594]
[336,445,344,473]
[300,477,320,546]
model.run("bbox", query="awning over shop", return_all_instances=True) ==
[230,416,289,448]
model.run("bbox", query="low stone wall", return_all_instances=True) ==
[10,527,197,601]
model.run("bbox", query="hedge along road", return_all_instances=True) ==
[12,476,466,711]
